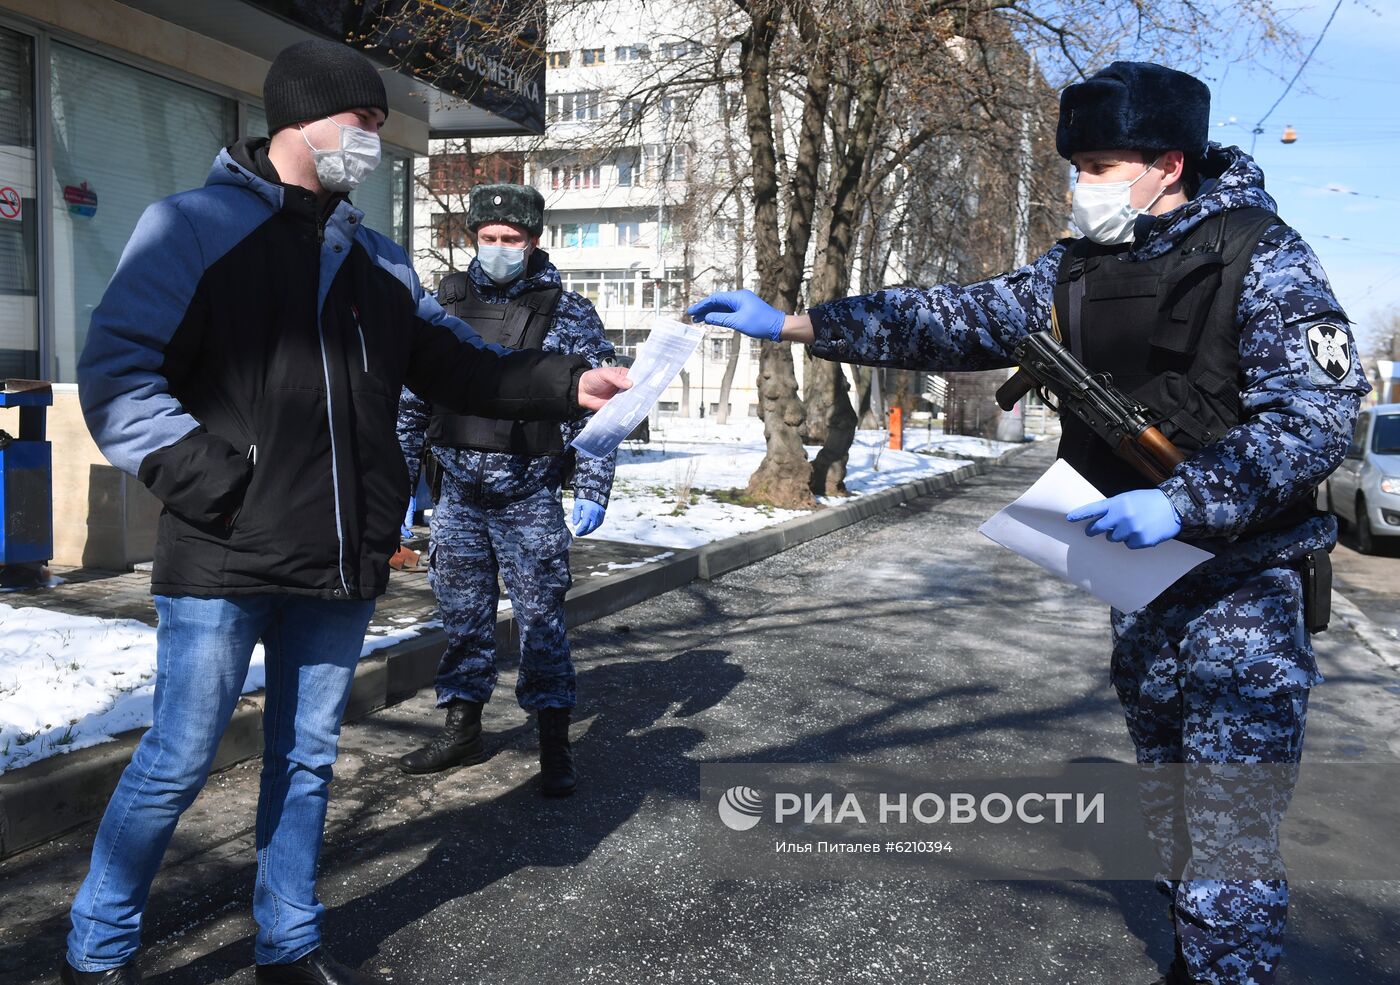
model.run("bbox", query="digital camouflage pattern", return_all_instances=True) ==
[428,481,574,710]
[397,252,615,711]
[808,143,1370,985]
[1115,563,1310,985]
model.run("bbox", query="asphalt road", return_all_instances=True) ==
[3,440,1398,984]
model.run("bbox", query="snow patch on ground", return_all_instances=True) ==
[580,419,992,548]
[0,418,1015,773]
[0,606,442,774]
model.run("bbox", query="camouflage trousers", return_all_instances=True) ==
[427,482,575,711]
[1112,564,1317,985]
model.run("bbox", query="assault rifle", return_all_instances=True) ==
[995,323,1187,484]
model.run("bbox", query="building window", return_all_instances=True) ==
[559,269,644,308]
[615,45,650,62]
[549,223,600,248]
[581,48,605,67]
[710,337,730,361]
[427,152,524,195]
[659,40,704,60]
[0,26,38,379]
[658,401,679,414]
[49,42,236,382]
[645,143,688,182]
[431,213,472,249]
[549,164,602,190]
[547,51,571,69]
[659,95,687,124]
[618,99,642,125]
[617,149,640,187]
[547,91,601,123]
[642,272,685,309]
[617,221,641,246]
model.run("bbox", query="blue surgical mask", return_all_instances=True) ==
[477,244,528,283]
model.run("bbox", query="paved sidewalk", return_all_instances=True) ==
[2,440,1395,985]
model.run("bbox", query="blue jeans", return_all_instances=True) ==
[67,594,375,970]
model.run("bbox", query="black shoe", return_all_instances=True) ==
[398,699,486,775]
[255,948,386,985]
[58,959,140,984]
[538,707,577,797]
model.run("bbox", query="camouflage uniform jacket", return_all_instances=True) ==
[397,252,617,507]
[808,143,1372,573]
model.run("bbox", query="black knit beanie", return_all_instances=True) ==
[263,39,389,135]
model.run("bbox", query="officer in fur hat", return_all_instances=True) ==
[396,183,616,797]
[689,61,1370,985]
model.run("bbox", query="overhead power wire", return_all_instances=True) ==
[1251,0,1348,153]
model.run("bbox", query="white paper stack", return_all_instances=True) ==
[978,459,1213,612]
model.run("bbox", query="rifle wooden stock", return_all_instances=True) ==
[1116,425,1188,484]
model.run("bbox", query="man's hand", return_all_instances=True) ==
[577,366,631,411]
[1066,489,1182,550]
[687,290,786,341]
[571,500,606,537]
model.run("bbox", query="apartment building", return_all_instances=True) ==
[413,1,792,422]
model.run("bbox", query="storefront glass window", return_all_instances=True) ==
[49,44,235,382]
[0,27,38,378]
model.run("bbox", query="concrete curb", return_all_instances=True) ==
[0,443,1033,859]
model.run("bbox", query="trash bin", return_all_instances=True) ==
[0,380,53,587]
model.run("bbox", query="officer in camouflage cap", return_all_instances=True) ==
[690,61,1369,985]
[396,183,617,797]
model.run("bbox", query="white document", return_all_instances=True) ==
[572,318,704,459]
[978,459,1213,612]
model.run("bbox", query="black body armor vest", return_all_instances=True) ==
[428,271,566,456]
[1053,206,1282,496]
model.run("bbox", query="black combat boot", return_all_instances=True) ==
[59,960,140,984]
[255,947,387,984]
[537,707,577,797]
[397,699,485,775]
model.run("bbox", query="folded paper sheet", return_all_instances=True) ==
[572,318,704,460]
[978,459,1213,612]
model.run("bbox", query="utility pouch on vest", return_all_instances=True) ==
[423,450,442,504]
[1299,549,1332,634]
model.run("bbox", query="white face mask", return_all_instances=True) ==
[301,117,381,193]
[478,244,529,284]
[1071,157,1165,246]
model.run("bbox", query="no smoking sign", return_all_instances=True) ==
[0,187,20,221]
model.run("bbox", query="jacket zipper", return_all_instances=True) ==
[316,227,351,597]
[351,304,369,372]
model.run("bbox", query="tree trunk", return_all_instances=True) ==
[715,341,741,424]
[805,64,887,496]
[738,4,826,509]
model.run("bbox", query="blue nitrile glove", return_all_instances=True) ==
[686,290,785,341]
[571,499,606,537]
[1066,489,1182,550]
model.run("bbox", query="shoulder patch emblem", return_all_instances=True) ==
[1306,323,1351,382]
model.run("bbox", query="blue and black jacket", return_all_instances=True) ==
[78,139,589,600]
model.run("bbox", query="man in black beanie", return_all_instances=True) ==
[691,60,1368,985]
[66,38,629,985]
